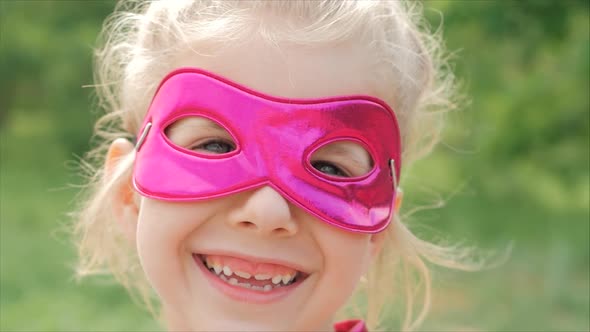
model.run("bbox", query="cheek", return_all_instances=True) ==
[312,227,373,318]
[134,201,207,304]
[325,240,371,288]
[304,243,370,328]
[319,225,373,275]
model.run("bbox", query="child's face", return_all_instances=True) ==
[118,37,386,331]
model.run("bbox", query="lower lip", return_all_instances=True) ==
[192,254,303,304]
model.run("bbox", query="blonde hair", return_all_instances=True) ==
[73,1,477,330]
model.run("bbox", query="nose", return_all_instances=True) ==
[227,186,298,237]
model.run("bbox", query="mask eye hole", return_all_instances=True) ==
[164,115,237,156]
[308,140,374,179]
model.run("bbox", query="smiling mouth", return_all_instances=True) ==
[194,253,306,292]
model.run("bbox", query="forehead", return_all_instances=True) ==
[172,36,379,100]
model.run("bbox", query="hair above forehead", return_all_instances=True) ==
[140,0,393,42]
[96,0,452,165]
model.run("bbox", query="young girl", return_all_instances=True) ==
[73,1,471,331]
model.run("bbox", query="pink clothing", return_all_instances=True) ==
[334,319,368,332]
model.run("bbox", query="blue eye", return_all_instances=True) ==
[193,140,235,154]
[311,161,348,177]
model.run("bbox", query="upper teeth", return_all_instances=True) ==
[204,256,297,285]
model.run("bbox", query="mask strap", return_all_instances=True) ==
[389,158,398,190]
[135,122,152,151]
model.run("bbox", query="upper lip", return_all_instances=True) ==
[194,249,311,274]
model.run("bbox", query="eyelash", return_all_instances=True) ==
[190,139,236,154]
[311,160,349,177]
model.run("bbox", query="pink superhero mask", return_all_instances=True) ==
[133,67,402,233]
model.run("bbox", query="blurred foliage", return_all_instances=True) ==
[1,1,588,331]
[0,1,113,154]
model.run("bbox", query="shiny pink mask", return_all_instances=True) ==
[133,68,402,233]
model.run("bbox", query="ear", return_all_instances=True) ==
[105,138,139,246]
[394,188,403,213]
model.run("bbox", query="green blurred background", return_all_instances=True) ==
[1,1,588,331]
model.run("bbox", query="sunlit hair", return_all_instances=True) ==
[72,0,479,330]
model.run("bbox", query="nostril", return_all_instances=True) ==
[271,227,292,237]
[239,221,257,229]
